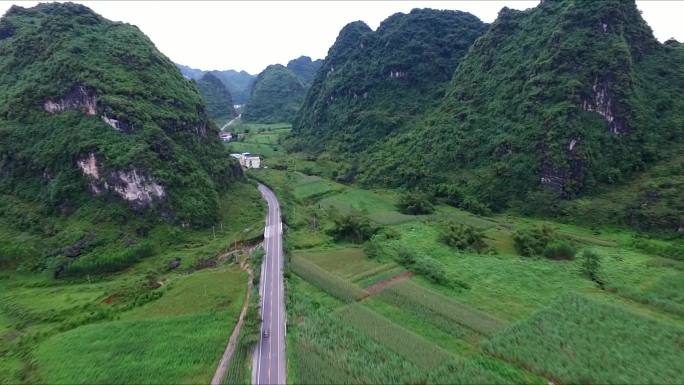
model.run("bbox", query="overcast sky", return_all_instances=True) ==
[1,1,683,74]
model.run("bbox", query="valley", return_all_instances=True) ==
[0,1,682,384]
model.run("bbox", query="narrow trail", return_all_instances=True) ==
[210,247,258,385]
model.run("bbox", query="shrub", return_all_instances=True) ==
[580,249,603,286]
[543,240,577,260]
[440,222,489,253]
[328,211,378,243]
[513,225,557,257]
[61,242,156,277]
[394,247,449,286]
[397,193,434,215]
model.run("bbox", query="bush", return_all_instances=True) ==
[513,225,557,257]
[543,240,577,260]
[61,242,156,277]
[328,211,378,243]
[397,193,434,215]
[580,249,603,286]
[394,247,449,286]
[440,223,489,253]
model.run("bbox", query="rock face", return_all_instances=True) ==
[77,153,165,208]
[43,85,97,116]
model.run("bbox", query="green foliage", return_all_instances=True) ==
[440,223,488,253]
[543,240,577,260]
[242,64,306,123]
[580,249,602,285]
[196,72,236,121]
[513,225,557,257]
[397,193,434,215]
[395,247,450,287]
[61,242,155,277]
[328,211,378,243]
[484,293,684,384]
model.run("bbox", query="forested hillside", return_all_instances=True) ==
[291,8,488,153]
[242,63,308,123]
[292,1,684,232]
[196,72,237,122]
[0,3,242,273]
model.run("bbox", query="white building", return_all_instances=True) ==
[230,152,261,169]
[219,132,232,142]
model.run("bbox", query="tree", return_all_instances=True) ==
[328,211,378,243]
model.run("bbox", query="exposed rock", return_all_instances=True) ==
[581,77,626,134]
[44,85,97,116]
[101,114,132,132]
[77,152,165,208]
[105,169,165,208]
[168,258,181,270]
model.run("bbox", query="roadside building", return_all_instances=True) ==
[230,152,261,169]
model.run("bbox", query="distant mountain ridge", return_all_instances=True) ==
[241,56,322,123]
[196,72,237,122]
[176,64,255,104]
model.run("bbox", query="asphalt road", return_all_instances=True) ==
[252,184,286,385]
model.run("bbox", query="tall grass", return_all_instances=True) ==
[290,257,367,302]
[336,304,452,370]
[484,293,684,384]
[381,280,504,335]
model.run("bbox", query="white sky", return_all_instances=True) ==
[1,1,683,74]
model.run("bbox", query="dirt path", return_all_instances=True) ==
[210,247,258,385]
[365,271,413,295]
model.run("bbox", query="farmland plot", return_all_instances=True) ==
[484,293,684,384]
[290,256,367,302]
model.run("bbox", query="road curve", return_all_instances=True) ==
[252,184,286,385]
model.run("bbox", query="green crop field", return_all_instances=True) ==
[336,304,452,370]
[484,293,684,384]
[290,256,367,303]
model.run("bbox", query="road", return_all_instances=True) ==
[252,184,286,385]
[220,113,241,131]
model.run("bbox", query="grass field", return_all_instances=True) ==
[0,182,264,384]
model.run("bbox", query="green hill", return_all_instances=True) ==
[196,72,237,122]
[242,64,307,123]
[290,9,488,153]
[0,2,240,230]
[292,1,684,232]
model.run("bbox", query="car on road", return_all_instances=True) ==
[263,329,269,339]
